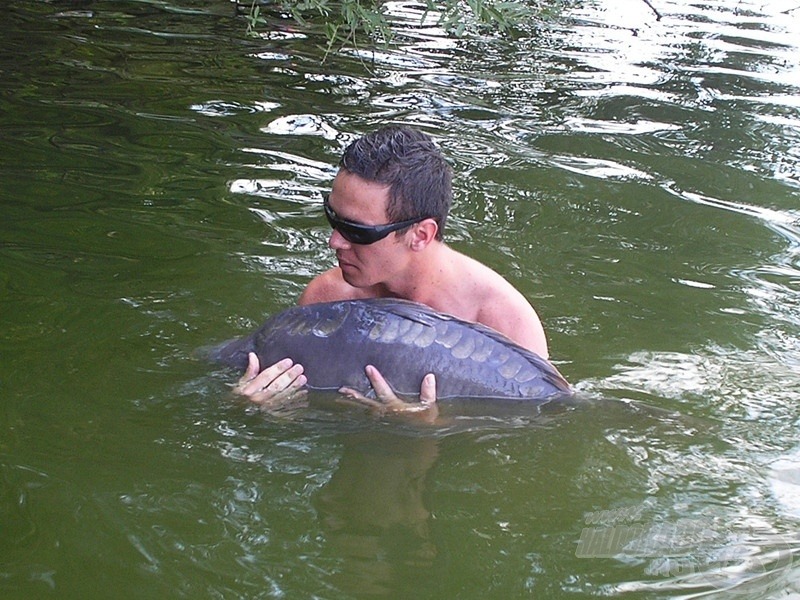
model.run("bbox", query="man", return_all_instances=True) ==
[235,126,549,418]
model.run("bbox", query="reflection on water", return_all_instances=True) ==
[2,0,800,597]
[315,432,439,595]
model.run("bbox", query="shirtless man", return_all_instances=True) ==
[235,126,549,418]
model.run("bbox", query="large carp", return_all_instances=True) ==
[210,298,572,402]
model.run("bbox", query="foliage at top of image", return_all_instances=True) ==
[241,0,569,57]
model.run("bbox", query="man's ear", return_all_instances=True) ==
[408,218,439,251]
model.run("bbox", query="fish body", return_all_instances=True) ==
[210,298,572,401]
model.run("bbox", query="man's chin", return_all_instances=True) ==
[338,263,362,286]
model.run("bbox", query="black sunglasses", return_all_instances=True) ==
[323,194,428,245]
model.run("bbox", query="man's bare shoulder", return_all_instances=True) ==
[449,249,521,301]
[449,250,550,358]
[298,268,374,305]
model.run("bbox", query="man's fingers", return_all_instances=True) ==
[337,386,385,409]
[256,359,293,388]
[237,354,284,393]
[420,373,437,405]
[240,352,261,383]
[264,362,305,392]
[253,386,309,413]
[364,365,396,400]
[235,357,304,398]
[256,357,294,385]
[337,368,438,424]
[250,369,307,405]
[254,366,305,402]
[259,380,308,403]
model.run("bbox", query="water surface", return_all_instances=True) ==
[2,0,800,597]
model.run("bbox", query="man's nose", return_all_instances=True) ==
[328,228,351,250]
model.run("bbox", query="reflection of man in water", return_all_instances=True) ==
[315,432,439,594]
[235,126,550,415]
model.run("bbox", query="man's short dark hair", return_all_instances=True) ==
[340,126,452,240]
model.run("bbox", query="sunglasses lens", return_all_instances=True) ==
[324,200,383,245]
[337,222,380,245]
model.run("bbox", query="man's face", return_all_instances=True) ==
[325,170,412,289]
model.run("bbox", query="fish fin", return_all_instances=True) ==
[366,298,443,327]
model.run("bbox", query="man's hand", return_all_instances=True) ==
[233,353,308,409]
[339,365,439,424]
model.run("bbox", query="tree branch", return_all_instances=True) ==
[639,0,662,20]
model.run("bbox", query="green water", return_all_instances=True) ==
[2,0,800,597]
